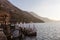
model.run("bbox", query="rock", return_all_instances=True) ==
[0,28,7,40]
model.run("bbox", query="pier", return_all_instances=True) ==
[0,22,37,40]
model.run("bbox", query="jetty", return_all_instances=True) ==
[11,22,37,36]
[9,22,37,40]
[0,22,37,40]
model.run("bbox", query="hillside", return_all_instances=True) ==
[30,12,54,22]
[0,0,44,23]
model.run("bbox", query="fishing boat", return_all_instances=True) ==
[22,26,37,36]
[26,28,37,36]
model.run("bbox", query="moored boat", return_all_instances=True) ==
[23,26,37,36]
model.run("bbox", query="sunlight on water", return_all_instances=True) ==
[24,23,60,40]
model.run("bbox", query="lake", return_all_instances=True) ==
[23,23,60,40]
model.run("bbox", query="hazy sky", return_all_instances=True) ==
[9,0,60,20]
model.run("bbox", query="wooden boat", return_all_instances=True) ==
[27,31,37,36]
[22,27,37,36]
[27,28,37,36]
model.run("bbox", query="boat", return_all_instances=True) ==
[15,23,37,37]
[22,26,37,36]
[27,28,37,36]
[27,31,37,36]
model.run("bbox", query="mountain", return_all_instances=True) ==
[0,0,44,23]
[30,12,54,22]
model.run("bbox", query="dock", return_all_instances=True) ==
[0,23,37,40]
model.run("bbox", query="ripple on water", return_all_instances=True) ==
[23,23,60,40]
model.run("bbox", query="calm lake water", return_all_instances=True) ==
[23,23,60,40]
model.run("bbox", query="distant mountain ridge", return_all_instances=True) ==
[0,0,44,23]
[30,12,54,22]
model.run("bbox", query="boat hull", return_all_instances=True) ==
[27,32,37,36]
